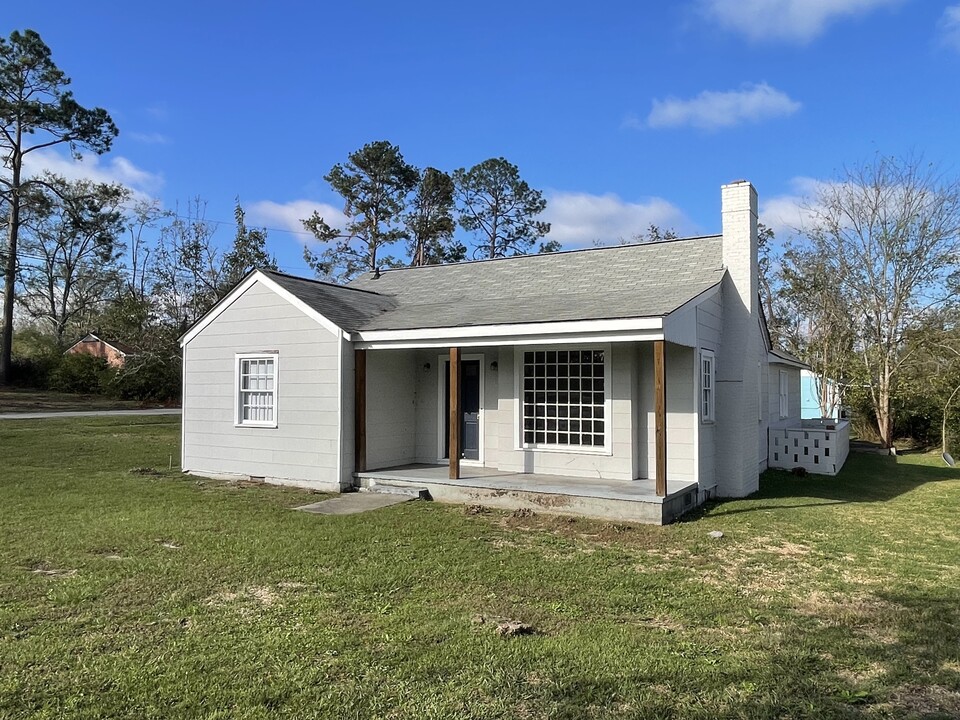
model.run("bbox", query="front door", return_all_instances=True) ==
[444,359,481,461]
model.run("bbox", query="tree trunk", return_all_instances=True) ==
[877,378,894,448]
[0,165,21,386]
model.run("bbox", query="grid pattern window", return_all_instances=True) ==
[522,349,605,448]
[779,370,789,418]
[701,350,715,422]
[238,355,277,426]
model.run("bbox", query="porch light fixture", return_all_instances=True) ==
[423,362,431,372]
[490,361,498,371]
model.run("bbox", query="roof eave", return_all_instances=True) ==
[351,316,665,350]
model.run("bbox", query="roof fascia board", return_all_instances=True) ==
[355,328,665,350]
[353,316,663,346]
[64,333,127,356]
[179,271,346,347]
[768,351,808,369]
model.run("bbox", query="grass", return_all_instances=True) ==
[0,388,151,414]
[2,417,960,719]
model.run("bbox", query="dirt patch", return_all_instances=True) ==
[277,581,310,590]
[880,684,960,717]
[796,591,894,622]
[835,661,885,685]
[29,565,76,579]
[796,591,901,645]
[206,585,280,610]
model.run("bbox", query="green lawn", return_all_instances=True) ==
[2,418,960,719]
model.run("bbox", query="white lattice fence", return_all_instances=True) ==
[768,420,850,476]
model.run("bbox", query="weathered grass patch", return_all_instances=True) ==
[2,417,960,718]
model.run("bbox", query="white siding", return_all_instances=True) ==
[637,343,697,483]
[767,364,802,432]
[413,350,440,463]
[365,349,417,469]
[182,281,343,491]
[696,293,722,490]
[340,341,355,488]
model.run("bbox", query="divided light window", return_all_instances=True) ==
[779,370,789,418]
[700,350,715,422]
[522,349,605,448]
[237,354,278,427]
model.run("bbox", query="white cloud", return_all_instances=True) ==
[759,176,836,236]
[129,131,171,145]
[246,199,350,240]
[646,82,801,130]
[698,0,905,43]
[940,4,960,51]
[21,148,164,199]
[543,191,695,247]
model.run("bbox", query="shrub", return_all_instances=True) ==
[106,353,181,403]
[9,354,59,388]
[48,354,114,394]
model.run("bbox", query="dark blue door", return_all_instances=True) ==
[444,359,481,460]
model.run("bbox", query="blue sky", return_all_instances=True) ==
[9,0,960,275]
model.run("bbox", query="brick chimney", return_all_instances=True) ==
[715,181,761,497]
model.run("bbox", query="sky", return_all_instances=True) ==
[8,0,960,276]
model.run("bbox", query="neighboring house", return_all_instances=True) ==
[801,369,840,419]
[64,333,137,368]
[179,181,850,524]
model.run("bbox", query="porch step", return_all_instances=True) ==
[361,481,431,500]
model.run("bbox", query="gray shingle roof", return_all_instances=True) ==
[262,270,397,331]
[265,235,725,333]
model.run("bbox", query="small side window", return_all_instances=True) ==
[700,350,715,423]
[779,370,789,419]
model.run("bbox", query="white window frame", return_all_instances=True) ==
[779,369,789,419]
[235,353,279,428]
[514,344,612,455]
[700,349,715,423]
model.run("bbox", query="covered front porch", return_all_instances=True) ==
[350,334,704,523]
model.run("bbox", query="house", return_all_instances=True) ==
[801,369,841,419]
[179,181,850,523]
[64,333,137,368]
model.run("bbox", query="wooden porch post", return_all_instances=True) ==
[355,349,366,473]
[654,340,667,497]
[449,347,461,479]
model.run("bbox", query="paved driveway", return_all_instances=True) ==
[0,408,181,420]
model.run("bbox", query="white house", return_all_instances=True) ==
[179,181,849,524]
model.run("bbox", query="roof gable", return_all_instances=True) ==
[180,270,391,346]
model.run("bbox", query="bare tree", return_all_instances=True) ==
[120,199,165,303]
[152,197,220,334]
[792,155,960,446]
[18,175,127,346]
[778,246,855,418]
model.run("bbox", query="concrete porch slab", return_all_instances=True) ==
[294,493,413,515]
[355,464,699,524]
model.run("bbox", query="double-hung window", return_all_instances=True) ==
[521,348,606,449]
[779,370,789,418]
[700,349,715,422]
[237,354,278,427]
